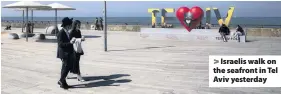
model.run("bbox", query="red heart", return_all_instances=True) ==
[176,6,204,32]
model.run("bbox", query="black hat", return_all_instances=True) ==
[61,17,73,27]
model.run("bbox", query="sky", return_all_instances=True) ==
[1,1,281,17]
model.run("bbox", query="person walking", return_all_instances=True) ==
[95,17,99,30]
[68,20,85,82]
[26,21,32,33]
[218,24,230,42]
[99,17,103,30]
[56,17,74,89]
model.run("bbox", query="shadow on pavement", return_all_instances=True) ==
[83,35,101,38]
[83,74,130,81]
[71,74,131,88]
[109,46,175,52]
[35,39,57,43]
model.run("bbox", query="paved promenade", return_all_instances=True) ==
[2,28,281,94]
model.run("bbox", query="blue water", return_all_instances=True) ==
[2,17,281,27]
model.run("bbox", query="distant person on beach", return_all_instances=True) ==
[95,17,99,30]
[205,23,211,29]
[26,21,32,33]
[5,22,11,30]
[68,20,85,82]
[5,25,11,30]
[234,25,245,42]
[31,22,34,33]
[199,21,203,29]
[196,21,203,29]
[219,24,230,42]
[99,17,103,30]
[56,17,74,89]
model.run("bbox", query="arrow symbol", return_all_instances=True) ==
[214,59,219,64]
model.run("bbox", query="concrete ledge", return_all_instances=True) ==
[2,22,141,32]
[140,28,246,42]
[89,25,141,32]
[20,33,35,38]
[2,22,50,28]
[107,25,140,32]
[246,28,281,37]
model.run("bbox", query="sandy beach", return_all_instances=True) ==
[2,28,281,94]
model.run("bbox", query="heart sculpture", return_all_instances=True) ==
[176,6,204,32]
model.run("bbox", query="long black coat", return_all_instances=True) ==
[219,26,230,35]
[57,29,74,59]
[69,29,84,55]
[69,29,83,74]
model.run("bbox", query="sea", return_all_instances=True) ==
[2,17,281,28]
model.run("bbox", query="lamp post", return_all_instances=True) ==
[22,10,24,32]
[55,9,58,34]
[104,1,107,51]
[31,9,33,33]
[25,7,28,42]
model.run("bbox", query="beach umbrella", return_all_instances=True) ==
[14,8,45,33]
[47,3,76,34]
[13,8,25,33]
[3,1,51,42]
[15,3,75,35]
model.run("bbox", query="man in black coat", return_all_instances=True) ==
[94,17,99,30]
[99,17,103,31]
[26,21,32,33]
[56,17,74,89]
[218,24,230,42]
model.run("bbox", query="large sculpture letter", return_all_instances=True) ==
[213,7,235,26]
[205,7,211,24]
[148,8,160,27]
[161,8,175,26]
[224,7,235,26]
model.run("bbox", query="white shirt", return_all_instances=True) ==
[62,28,70,39]
[73,38,83,53]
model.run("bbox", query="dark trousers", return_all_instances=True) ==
[70,54,81,75]
[60,56,73,83]
[100,25,103,30]
[95,24,99,30]
[220,32,228,42]
[31,25,34,33]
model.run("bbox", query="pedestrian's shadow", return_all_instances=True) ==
[71,74,131,88]
[83,74,130,81]
[83,35,101,38]
[35,39,57,43]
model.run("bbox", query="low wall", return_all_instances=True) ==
[2,21,281,35]
[246,28,281,37]
[89,25,140,32]
[2,22,141,32]
[140,28,246,42]
[106,25,140,32]
[1,22,93,29]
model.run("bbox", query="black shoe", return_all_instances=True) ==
[57,81,69,89]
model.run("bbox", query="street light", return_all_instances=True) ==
[104,1,107,51]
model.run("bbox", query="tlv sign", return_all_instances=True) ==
[148,6,235,32]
